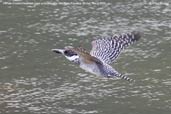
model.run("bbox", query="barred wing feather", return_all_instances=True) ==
[90,31,141,64]
[101,63,135,82]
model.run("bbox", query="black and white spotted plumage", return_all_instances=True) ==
[99,63,134,81]
[90,31,141,81]
[90,31,141,64]
[52,31,141,82]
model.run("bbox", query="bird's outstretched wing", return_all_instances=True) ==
[90,31,141,64]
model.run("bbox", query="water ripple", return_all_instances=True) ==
[1,0,171,113]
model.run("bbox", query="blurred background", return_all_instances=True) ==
[0,0,171,114]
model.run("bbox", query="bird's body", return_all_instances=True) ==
[52,31,141,82]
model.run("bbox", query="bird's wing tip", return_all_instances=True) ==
[131,31,142,41]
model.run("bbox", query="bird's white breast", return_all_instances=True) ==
[79,62,101,76]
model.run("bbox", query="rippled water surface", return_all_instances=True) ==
[0,0,171,114]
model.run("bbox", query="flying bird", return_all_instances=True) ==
[52,31,141,82]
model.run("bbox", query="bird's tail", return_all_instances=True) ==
[104,64,135,82]
[117,74,135,82]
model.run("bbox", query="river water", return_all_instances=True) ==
[0,0,171,114]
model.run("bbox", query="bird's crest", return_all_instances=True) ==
[67,46,102,65]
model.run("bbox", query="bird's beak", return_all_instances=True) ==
[51,49,64,54]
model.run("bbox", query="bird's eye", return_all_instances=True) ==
[64,50,77,57]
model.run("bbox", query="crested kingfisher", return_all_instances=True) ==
[52,31,141,82]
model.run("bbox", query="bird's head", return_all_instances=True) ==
[52,46,80,64]
[52,46,102,65]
